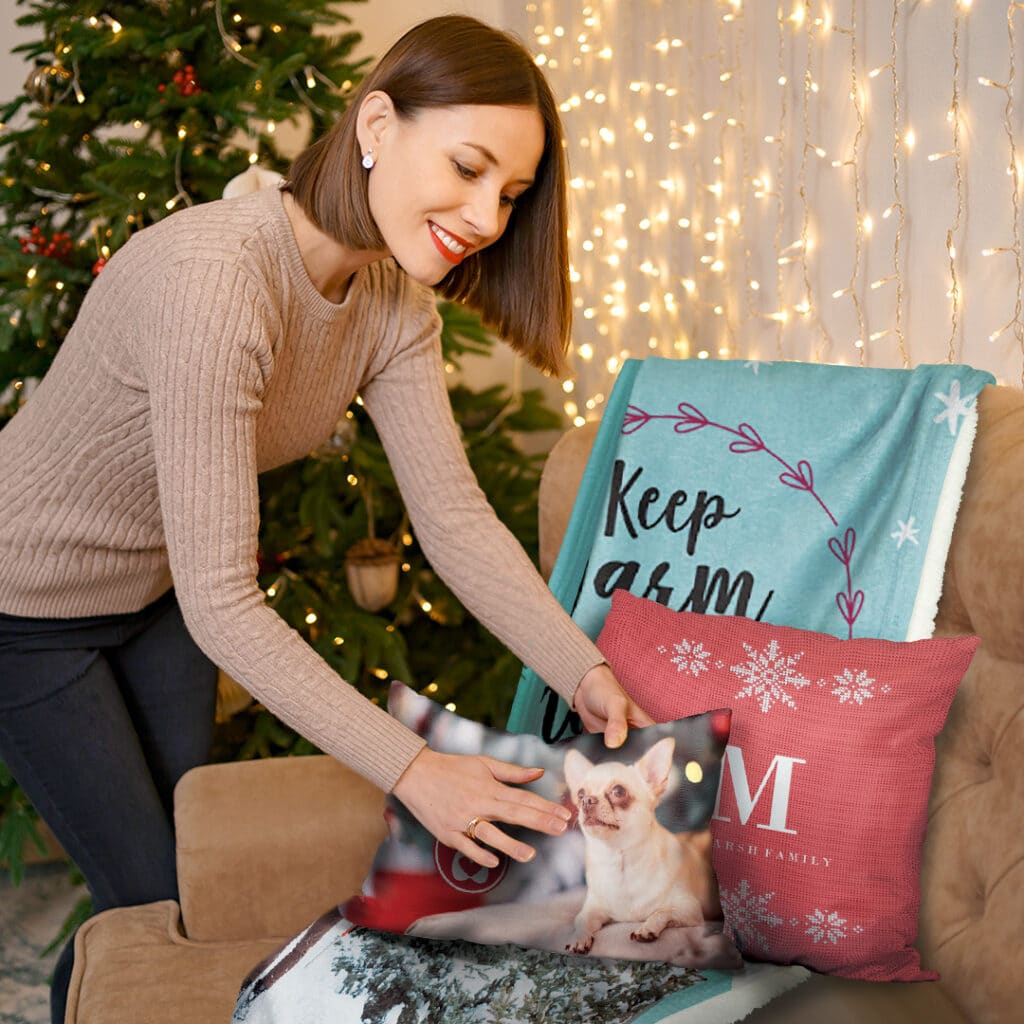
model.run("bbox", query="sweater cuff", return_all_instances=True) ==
[540,627,608,709]
[333,699,428,794]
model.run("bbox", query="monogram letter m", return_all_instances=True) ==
[712,745,806,836]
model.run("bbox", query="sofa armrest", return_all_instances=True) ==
[173,755,386,942]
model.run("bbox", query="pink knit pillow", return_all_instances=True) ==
[595,590,980,981]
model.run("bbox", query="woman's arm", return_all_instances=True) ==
[359,286,652,740]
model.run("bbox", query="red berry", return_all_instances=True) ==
[158,83,166,92]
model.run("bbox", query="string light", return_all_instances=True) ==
[525,0,1016,396]
[984,3,1024,380]
[773,2,789,356]
[797,0,832,360]
[838,2,867,361]
[944,2,967,363]
[884,0,910,365]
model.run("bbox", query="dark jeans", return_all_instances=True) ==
[0,589,218,1024]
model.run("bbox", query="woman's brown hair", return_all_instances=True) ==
[284,15,571,377]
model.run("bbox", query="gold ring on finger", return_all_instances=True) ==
[464,816,484,840]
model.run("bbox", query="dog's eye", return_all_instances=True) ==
[577,789,586,801]
[611,785,626,800]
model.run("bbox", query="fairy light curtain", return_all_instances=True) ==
[504,0,1024,425]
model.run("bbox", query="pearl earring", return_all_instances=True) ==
[361,150,375,170]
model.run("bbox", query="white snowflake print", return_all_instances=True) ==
[933,379,975,436]
[719,879,784,953]
[804,909,863,944]
[730,640,811,713]
[826,667,891,705]
[891,517,920,549]
[656,637,712,678]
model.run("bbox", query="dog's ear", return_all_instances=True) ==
[636,737,675,799]
[563,748,593,798]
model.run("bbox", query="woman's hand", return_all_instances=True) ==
[391,746,573,869]
[572,662,654,748]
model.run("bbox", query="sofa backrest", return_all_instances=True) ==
[537,384,1023,1024]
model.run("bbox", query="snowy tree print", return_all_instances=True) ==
[328,926,702,1023]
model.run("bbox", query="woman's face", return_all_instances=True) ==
[360,99,545,286]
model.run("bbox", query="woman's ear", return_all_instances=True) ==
[355,91,395,155]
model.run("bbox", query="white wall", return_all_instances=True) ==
[0,0,37,104]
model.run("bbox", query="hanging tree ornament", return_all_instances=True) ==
[345,537,401,613]
[20,225,73,263]
[24,60,73,109]
[343,480,400,613]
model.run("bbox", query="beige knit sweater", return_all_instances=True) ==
[0,187,602,791]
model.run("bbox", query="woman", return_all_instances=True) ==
[0,15,650,1021]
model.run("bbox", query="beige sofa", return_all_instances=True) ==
[66,385,1023,1024]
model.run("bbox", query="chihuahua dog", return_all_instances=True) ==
[564,737,714,955]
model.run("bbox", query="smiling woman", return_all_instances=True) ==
[358,102,544,280]
[284,15,570,376]
[0,14,652,1024]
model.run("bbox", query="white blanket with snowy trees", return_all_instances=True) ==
[231,904,809,1024]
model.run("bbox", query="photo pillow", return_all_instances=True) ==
[595,590,980,982]
[343,681,742,972]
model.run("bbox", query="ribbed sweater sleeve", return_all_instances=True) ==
[361,288,605,710]
[143,258,425,792]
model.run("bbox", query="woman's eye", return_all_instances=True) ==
[453,161,477,180]
[500,194,517,209]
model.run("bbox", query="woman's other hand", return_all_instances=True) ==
[391,747,572,868]
[572,662,654,749]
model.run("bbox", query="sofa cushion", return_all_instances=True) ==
[596,592,979,980]
[66,900,281,1024]
[741,971,971,1023]
[924,384,1024,1024]
[344,681,742,972]
[174,755,386,941]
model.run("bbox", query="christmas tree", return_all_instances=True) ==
[0,0,563,877]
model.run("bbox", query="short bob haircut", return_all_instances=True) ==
[284,15,570,377]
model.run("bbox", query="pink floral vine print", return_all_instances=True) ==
[623,402,863,638]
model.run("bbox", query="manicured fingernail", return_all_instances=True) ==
[517,848,535,862]
[558,807,573,821]
[554,818,568,833]
[486,855,499,868]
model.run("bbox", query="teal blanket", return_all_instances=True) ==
[510,357,993,739]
